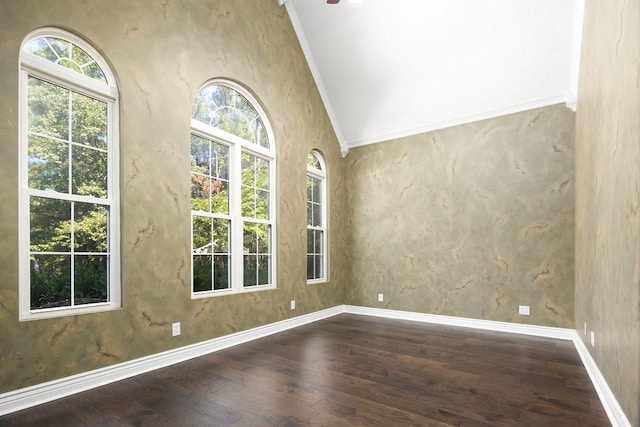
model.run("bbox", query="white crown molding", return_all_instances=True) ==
[0,305,631,426]
[344,95,569,150]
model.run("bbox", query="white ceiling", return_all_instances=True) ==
[281,0,584,155]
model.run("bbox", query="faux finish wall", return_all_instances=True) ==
[345,104,576,328]
[0,0,347,393]
[575,0,640,424]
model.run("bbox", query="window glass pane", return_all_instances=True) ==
[311,177,321,204]
[28,77,69,140]
[71,92,107,150]
[307,176,314,202]
[243,222,257,254]
[191,173,210,212]
[74,202,108,252]
[210,179,229,215]
[192,85,269,149]
[307,255,315,280]
[74,255,108,305]
[25,37,59,61]
[315,230,323,255]
[191,136,229,215]
[243,255,257,287]
[30,196,71,252]
[191,135,210,175]
[213,255,230,290]
[256,223,270,254]
[193,255,212,292]
[255,189,269,220]
[72,144,107,197]
[257,255,270,285]
[30,254,71,309]
[307,229,315,254]
[25,37,107,82]
[211,141,230,180]
[28,135,69,193]
[312,202,322,227]
[315,255,324,279]
[241,153,270,220]
[193,215,213,254]
[213,218,230,253]
[307,153,321,170]
[241,186,255,218]
[241,153,255,218]
[255,157,269,190]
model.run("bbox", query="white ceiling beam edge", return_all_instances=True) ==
[282,0,350,157]
[567,0,585,112]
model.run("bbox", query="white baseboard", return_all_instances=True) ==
[572,334,632,427]
[0,305,342,416]
[0,304,632,427]
[342,305,576,340]
[343,305,631,427]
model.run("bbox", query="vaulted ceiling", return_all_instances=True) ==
[280,0,584,155]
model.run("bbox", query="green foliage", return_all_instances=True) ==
[26,37,106,82]
[192,84,268,149]
[27,75,110,309]
[190,84,273,291]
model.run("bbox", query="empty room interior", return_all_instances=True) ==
[0,0,638,426]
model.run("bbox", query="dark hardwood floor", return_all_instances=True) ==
[0,314,611,426]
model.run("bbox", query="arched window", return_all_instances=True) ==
[190,80,276,295]
[18,28,120,320]
[307,150,327,283]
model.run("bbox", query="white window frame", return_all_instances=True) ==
[307,150,328,284]
[18,28,120,320]
[190,79,277,298]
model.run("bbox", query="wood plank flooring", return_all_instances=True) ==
[0,314,611,426]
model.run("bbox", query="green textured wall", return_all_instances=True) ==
[0,0,347,393]
[345,104,576,328]
[575,0,640,424]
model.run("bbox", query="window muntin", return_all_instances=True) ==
[190,80,275,296]
[307,150,327,283]
[192,84,268,149]
[24,36,107,82]
[19,28,119,320]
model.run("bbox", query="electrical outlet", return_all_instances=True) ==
[378,293,384,302]
[584,322,587,336]
[590,331,595,347]
[172,322,181,337]
[518,305,530,316]
[290,300,296,310]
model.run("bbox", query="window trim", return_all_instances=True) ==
[18,28,120,320]
[190,79,277,298]
[307,150,328,284]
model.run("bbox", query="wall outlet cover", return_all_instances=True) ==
[172,322,181,337]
